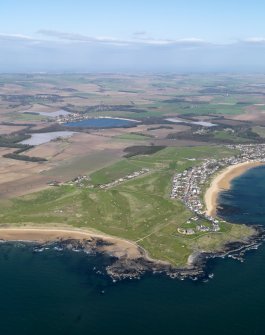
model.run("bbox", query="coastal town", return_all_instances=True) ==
[171,144,265,234]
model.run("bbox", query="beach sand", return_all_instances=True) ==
[0,227,142,259]
[205,161,265,217]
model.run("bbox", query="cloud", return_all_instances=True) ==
[37,29,129,45]
[3,30,265,49]
[242,37,265,44]
[0,30,210,49]
[3,30,265,73]
[0,33,35,41]
[132,36,208,46]
[37,29,208,47]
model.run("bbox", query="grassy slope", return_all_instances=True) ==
[253,126,265,138]
[213,130,251,143]
[0,146,254,267]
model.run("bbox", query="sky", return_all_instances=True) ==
[1,0,265,72]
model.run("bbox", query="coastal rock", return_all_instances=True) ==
[5,225,265,282]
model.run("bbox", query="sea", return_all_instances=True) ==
[1,166,265,335]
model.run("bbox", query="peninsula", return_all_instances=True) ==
[0,74,265,280]
[0,143,264,279]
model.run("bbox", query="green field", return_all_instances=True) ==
[213,130,251,143]
[0,145,254,266]
[11,113,48,122]
[114,133,152,141]
[253,126,265,138]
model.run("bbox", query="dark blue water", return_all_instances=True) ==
[217,165,265,225]
[64,118,137,128]
[1,166,265,335]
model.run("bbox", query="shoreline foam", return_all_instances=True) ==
[0,227,142,259]
[0,223,262,281]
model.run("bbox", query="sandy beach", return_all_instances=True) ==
[205,161,265,217]
[0,227,142,259]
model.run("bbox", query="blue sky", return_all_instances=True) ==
[1,0,265,72]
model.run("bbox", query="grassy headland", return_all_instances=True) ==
[0,145,255,267]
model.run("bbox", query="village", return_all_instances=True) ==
[57,112,84,124]
[171,144,265,235]
[66,168,150,189]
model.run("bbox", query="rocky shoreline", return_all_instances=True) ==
[190,225,265,278]
[16,224,265,282]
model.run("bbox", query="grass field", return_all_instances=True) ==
[0,145,254,266]
[253,126,265,138]
[213,130,251,143]
[11,113,48,122]
[114,133,152,141]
